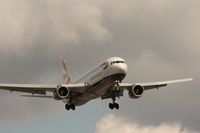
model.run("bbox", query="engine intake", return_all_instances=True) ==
[129,85,144,99]
[55,85,70,99]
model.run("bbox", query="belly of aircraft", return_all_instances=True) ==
[72,76,115,106]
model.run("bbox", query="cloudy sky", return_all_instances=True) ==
[0,0,199,132]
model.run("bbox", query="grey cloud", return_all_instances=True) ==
[0,92,65,122]
[0,0,111,55]
[95,114,200,133]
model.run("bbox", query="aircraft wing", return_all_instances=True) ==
[119,78,193,90]
[0,83,86,95]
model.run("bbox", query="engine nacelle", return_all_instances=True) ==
[54,85,70,100]
[129,84,144,99]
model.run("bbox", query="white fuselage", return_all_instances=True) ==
[72,57,128,106]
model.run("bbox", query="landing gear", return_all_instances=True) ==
[65,104,76,111]
[109,93,119,110]
[108,80,121,110]
[109,102,119,110]
[114,80,120,91]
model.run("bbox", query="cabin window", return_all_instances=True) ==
[100,62,108,70]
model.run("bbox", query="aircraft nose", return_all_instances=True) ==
[116,63,128,75]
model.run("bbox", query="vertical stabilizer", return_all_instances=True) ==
[60,54,71,84]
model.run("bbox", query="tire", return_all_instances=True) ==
[70,104,76,110]
[65,104,70,110]
[114,103,119,110]
[109,103,114,110]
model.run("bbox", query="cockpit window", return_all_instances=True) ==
[111,60,125,65]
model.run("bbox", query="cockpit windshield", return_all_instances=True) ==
[111,60,125,65]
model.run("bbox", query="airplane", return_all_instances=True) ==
[0,56,193,111]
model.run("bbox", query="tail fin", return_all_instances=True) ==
[60,54,71,84]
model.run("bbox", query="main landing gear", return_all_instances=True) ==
[109,102,119,110]
[65,104,76,111]
[109,95,119,110]
[109,80,120,110]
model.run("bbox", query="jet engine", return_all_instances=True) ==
[128,85,144,99]
[54,85,70,100]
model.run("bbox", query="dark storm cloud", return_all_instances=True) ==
[0,0,199,131]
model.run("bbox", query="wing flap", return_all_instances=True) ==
[101,90,123,100]
[0,83,57,94]
[21,95,53,98]
[0,83,86,94]
[140,78,193,90]
[62,83,86,92]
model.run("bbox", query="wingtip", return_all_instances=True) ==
[181,78,193,82]
[188,78,193,81]
[186,78,193,81]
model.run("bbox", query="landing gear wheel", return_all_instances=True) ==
[65,104,70,110]
[114,103,119,110]
[109,103,114,110]
[65,104,76,111]
[109,103,119,110]
[71,104,75,110]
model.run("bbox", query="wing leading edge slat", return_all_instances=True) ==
[119,78,193,91]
